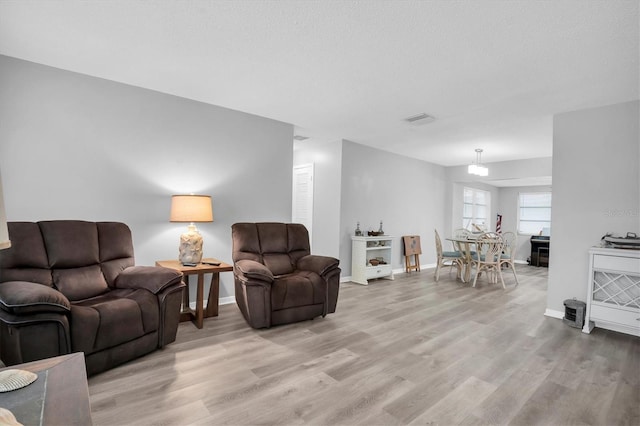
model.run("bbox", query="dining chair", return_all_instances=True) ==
[499,231,519,285]
[471,232,506,288]
[434,229,462,282]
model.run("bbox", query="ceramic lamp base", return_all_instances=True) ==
[178,224,204,265]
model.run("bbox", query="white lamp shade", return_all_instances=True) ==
[170,195,213,223]
[468,148,489,177]
[476,165,489,176]
[0,170,10,250]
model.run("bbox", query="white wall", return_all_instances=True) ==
[0,55,294,301]
[293,139,342,258]
[339,141,447,276]
[547,100,639,313]
[497,185,553,262]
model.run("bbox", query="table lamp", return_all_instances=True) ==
[170,194,213,265]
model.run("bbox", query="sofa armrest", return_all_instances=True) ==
[0,281,71,315]
[115,266,183,294]
[234,260,274,285]
[297,255,340,277]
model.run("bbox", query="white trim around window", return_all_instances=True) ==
[462,187,490,231]
[518,192,552,235]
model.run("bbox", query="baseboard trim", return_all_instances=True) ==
[219,296,235,306]
[340,267,413,284]
[189,296,235,310]
[544,308,564,319]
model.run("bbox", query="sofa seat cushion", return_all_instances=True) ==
[271,271,326,311]
[70,288,159,354]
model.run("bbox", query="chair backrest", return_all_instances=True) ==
[453,228,471,239]
[434,229,443,257]
[475,232,503,263]
[501,231,517,260]
[231,223,311,275]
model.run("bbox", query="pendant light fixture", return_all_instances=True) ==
[468,148,489,176]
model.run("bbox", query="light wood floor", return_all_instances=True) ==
[88,265,640,425]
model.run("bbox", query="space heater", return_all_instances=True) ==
[563,298,586,328]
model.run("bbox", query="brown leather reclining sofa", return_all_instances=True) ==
[0,221,185,376]
[232,222,340,328]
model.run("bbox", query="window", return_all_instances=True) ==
[463,187,490,231]
[518,192,552,235]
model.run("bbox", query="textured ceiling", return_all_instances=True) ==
[0,1,637,167]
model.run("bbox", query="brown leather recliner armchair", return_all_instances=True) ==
[232,222,340,328]
[0,221,185,376]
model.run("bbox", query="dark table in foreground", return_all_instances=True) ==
[0,352,92,425]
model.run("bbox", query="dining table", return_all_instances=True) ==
[446,236,478,283]
[447,234,505,284]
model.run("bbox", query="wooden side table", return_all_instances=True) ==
[155,259,233,329]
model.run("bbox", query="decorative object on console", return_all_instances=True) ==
[354,222,362,236]
[601,232,640,249]
[378,220,384,235]
[468,148,489,176]
[170,194,213,265]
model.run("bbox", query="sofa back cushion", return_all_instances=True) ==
[97,222,135,286]
[0,222,53,286]
[39,221,108,301]
[0,221,137,302]
[232,222,311,276]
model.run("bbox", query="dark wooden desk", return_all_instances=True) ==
[0,353,92,425]
[155,259,233,329]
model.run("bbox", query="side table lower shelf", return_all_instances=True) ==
[155,259,233,329]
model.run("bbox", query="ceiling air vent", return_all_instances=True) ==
[404,113,435,125]
[293,135,309,141]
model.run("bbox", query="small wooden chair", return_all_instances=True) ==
[403,235,421,273]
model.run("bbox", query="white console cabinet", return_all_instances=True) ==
[351,236,394,285]
[583,247,640,336]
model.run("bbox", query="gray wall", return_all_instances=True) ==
[547,100,639,314]
[339,140,447,276]
[0,55,294,301]
[444,157,553,235]
[293,139,343,258]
